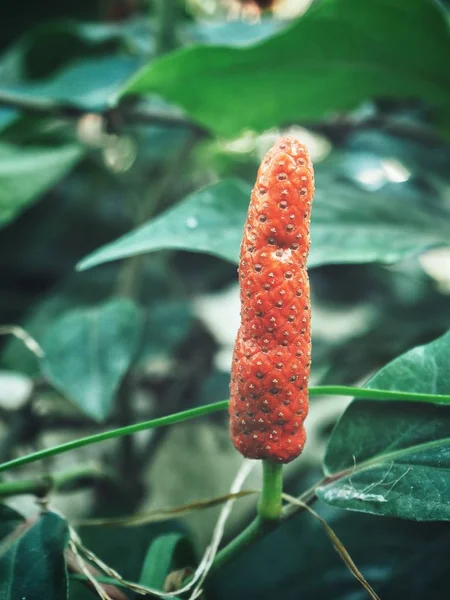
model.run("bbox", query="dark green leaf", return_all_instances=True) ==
[0,511,69,600]
[208,495,450,600]
[376,525,450,599]
[0,505,24,542]
[319,329,450,520]
[139,532,195,591]
[121,0,450,137]
[77,179,251,270]
[0,143,83,228]
[40,298,143,421]
[364,327,450,396]
[77,169,450,271]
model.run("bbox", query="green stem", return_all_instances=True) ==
[0,400,229,475]
[257,460,283,520]
[309,385,450,404]
[212,516,266,573]
[1,384,450,475]
[0,477,51,498]
[212,480,320,574]
[212,461,282,573]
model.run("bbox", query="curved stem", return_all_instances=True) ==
[212,479,320,573]
[1,383,449,475]
[0,400,229,474]
[212,461,282,573]
[257,460,283,520]
[212,516,265,573]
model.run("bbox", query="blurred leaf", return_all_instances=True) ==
[139,532,195,591]
[40,298,143,421]
[0,155,134,329]
[2,56,142,112]
[197,369,232,407]
[78,172,450,270]
[133,119,193,166]
[0,143,83,228]
[0,260,172,376]
[0,505,24,541]
[0,109,17,131]
[376,526,450,599]
[185,18,286,47]
[0,19,150,82]
[0,2,102,49]
[121,0,450,137]
[137,300,194,367]
[0,512,69,600]
[345,129,450,180]
[310,179,450,267]
[0,19,150,114]
[319,329,450,520]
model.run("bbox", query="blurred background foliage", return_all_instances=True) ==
[0,0,450,598]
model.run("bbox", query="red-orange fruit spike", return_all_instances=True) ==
[229,136,314,464]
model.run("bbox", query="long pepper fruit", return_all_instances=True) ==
[230,136,314,463]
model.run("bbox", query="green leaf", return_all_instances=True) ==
[2,55,142,112]
[139,532,195,591]
[364,328,450,396]
[40,298,143,421]
[0,20,150,118]
[77,170,450,271]
[0,19,150,83]
[0,505,24,541]
[120,0,450,137]
[0,511,69,600]
[310,176,450,267]
[77,179,251,270]
[319,329,450,520]
[0,143,83,228]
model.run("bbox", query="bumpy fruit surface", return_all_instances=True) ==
[229,136,314,463]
